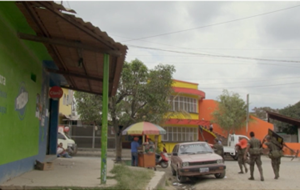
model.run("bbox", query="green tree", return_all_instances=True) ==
[252,106,278,120]
[211,89,248,135]
[74,92,102,125]
[75,59,176,162]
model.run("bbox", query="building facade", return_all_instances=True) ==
[159,79,274,153]
[0,3,59,183]
[0,1,127,184]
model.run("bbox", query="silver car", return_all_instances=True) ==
[170,141,226,182]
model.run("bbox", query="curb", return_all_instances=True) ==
[145,170,166,190]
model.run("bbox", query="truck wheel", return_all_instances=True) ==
[232,154,238,161]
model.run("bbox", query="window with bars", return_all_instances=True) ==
[161,126,198,142]
[168,96,198,113]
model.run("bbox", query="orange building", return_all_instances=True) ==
[159,79,274,153]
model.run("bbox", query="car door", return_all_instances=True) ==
[171,145,179,169]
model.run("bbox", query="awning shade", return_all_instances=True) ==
[173,87,205,98]
[16,1,128,96]
[266,111,300,127]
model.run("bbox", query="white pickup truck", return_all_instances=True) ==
[57,129,77,156]
[223,134,249,160]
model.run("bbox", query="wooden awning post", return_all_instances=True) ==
[155,135,158,153]
[143,135,145,152]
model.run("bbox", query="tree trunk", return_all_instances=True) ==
[115,132,123,163]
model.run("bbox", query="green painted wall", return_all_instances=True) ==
[0,2,52,165]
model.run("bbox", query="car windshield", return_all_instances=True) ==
[179,143,213,154]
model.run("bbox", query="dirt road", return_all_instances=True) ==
[158,156,300,190]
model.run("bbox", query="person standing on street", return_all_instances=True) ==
[244,131,264,181]
[131,136,140,166]
[262,135,283,179]
[236,140,248,174]
[213,138,224,162]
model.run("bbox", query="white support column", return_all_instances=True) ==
[298,128,300,143]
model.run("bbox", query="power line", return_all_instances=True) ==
[201,82,300,90]
[128,44,300,63]
[121,4,300,42]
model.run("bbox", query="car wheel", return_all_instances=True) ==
[160,161,168,168]
[171,165,176,176]
[176,168,187,183]
[215,171,226,179]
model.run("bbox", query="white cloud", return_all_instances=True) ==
[66,1,300,110]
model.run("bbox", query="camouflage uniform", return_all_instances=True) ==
[237,147,248,173]
[265,137,283,179]
[213,143,224,162]
[248,137,264,181]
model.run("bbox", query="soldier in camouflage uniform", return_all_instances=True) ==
[244,131,264,181]
[213,138,224,162]
[236,143,248,174]
[262,135,283,179]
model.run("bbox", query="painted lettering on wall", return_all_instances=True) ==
[15,83,28,120]
[0,74,6,86]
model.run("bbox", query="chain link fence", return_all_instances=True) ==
[67,124,116,149]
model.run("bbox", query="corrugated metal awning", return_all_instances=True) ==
[16,1,127,96]
[266,111,300,127]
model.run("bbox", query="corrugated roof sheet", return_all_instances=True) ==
[16,1,128,96]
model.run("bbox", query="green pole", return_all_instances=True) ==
[101,54,109,184]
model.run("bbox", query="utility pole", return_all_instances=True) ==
[246,94,249,133]
[101,54,109,184]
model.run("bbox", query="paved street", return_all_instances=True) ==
[159,156,300,190]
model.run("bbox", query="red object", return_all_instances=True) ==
[64,127,70,133]
[49,86,63,99]
[236,138,248,149]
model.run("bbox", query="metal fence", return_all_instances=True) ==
[67,125,116,149]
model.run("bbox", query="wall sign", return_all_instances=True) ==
[49,86,63,100]
[15,82,28,120]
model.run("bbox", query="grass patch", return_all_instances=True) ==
[105,164,154,190]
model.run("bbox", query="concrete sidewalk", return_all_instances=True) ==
[0,156,166,190]
[0,157,117,190]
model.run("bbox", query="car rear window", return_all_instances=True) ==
[179,143,213,154]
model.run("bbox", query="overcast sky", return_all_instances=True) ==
[62,1,300,111]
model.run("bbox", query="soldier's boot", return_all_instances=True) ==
[258,167,264,181]
[238,164,244,174]
[248,165,254,180]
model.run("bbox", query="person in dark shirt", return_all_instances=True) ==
[131,136,140,166]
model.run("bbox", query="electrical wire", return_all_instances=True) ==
[128,44,300,63]
[121,4,300,42]
[201,82,300,89]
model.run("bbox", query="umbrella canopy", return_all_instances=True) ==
[122,122,166,135]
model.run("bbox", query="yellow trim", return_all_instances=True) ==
[167,112,199,120]
[172,80,198,89]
